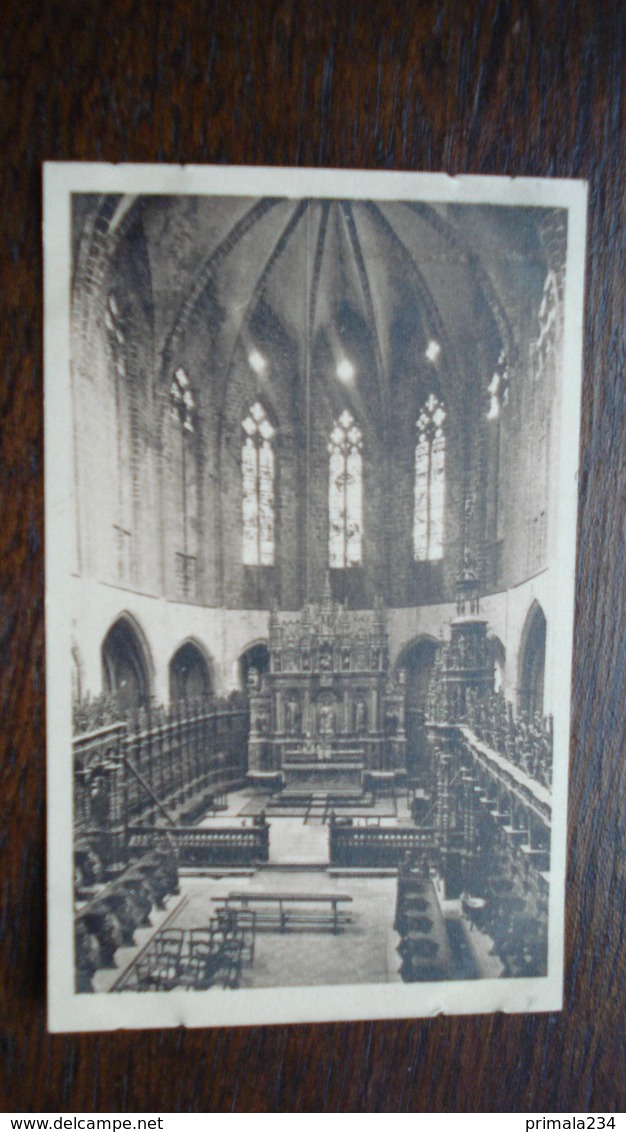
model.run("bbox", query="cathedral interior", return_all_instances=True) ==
[71,194,563,993]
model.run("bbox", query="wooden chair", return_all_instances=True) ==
[208,915,245,988]
[137,928,185,990]
[215,907,256,965]
[184,928,224,990]
[218,935,244,989]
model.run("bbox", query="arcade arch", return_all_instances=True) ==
[489,635,506,695]
[169,639,214,704]
[518,602,547,717]
[238,640,270,691]
[101,613,153,715]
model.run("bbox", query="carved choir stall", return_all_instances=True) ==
[247,577,406,797]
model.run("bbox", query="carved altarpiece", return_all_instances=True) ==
[247,578,406,794]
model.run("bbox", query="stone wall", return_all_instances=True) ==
[69,196,565,713]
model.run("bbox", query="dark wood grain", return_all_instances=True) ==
[1,0,625,1112]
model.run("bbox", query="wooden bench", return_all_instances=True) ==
[212,891,353,934]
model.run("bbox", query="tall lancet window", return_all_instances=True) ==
[414,393,446,562]
[486,349,509,585]
[487,349,510,420]
[169,368,198,599]
[242,401,276,566]
[528,272,559,571]
[105,291,134,585]
[328,409,363,568]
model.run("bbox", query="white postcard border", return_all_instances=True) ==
[44,163,587,1032]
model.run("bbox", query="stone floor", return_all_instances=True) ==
[101,787,502,993]
[169,871,402,988]
[196,788,414,865]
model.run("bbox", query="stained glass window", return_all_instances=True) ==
[105,292,133,584]
[170,367,196,434]
[328,409,363,568]
[414,393,446,562]
[487,349,510,420]
[528,273,559,571]
[242,402,276,566]
[535,274,558,381]
[169,368,197,599]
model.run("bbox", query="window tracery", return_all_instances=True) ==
[413,393,446,562]
[487,349,510,420]
[328,410,363,569]
[534,274,559,382]
[528,273,559,571]
[485,349,510,584]
[105,291,134,584]
[169,368,198,598]
[242,401,276,567]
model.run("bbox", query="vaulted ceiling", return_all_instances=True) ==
[74,193,550,422]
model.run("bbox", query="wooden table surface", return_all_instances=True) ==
[1,0,625,1113]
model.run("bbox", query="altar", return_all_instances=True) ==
[281,742,365,796]
[247,577,407,796]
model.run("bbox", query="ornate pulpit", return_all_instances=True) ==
[247,576,406,796]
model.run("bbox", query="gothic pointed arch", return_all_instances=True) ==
[239,640,270,691]
[395,634,439,778]
[396,635,439,712]
[518,601,547,717]
[169,639,214,704]
[101,613,153,715]
[488,634,506,694]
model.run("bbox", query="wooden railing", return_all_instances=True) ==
[329,820,437,867]
[128,822,269,866]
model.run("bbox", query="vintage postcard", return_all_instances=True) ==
[44,164,587,1031]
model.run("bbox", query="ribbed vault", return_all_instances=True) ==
[72,193,554,610]
[77,195,546,405]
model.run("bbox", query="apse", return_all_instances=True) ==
[69,185,565,1003]
[72,194,553,615]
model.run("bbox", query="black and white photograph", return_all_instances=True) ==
[44,165,586,1031]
